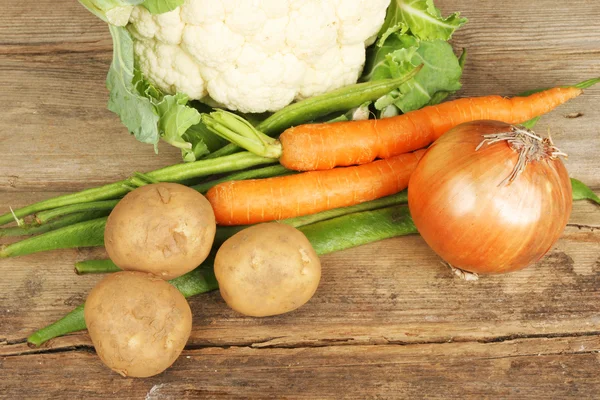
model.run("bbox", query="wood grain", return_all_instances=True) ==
[1,0,600,398]
[2,336,599,399]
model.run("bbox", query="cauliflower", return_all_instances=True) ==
[78,0,465,161]
[126,0,391,113]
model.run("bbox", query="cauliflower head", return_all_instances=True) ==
[127,0,391,113]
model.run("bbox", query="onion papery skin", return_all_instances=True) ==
[408,120,572,274]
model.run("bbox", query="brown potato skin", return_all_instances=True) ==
[84,271,192,378]
[104,183,216,280]
[215,223,321,317]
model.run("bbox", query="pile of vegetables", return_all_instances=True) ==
[1,0,599,379]
[79,0,467,160]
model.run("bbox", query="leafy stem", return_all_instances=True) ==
[201,110,283,159]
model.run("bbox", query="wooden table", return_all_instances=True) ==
[1,1,599,398]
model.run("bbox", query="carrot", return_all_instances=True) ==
[206,150,426,226]
[279,86,583,170]
[201,85,586,172]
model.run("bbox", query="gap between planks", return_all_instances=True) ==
[2,330,600,358]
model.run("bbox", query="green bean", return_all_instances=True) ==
[191,165,293,193]
[28,204,417,346]
[0,211,109,238]
[3,190,408,259]
[5,179,595,259]
[170,265,218,297]
[0,182,123,228]
[283,191,408,228]
[304,205,417,255]
[74,259,120,274]
[521,116,541,130]
[0,152,276,227]
[0,218,107,258]
[207,68,423,157]
[202,142,242,160]
[27,304,86,347]
[31,165,291,229]
[74,192,410,274]
[573,77,600,89]
[74,260,218,293]
[214,191,409,247]
[35,200,120,224]
[257,67,422,136]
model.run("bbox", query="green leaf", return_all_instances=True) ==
[367,34,463,113]
[78,0,141,25]
[380,0,467,41]
[363,31,417,82]
[141,0,184,14]
[155,93,201,150]
[78,0,179,22]
[106,25,160,144]
[424,47,466,107]
[571,178,600,206]
[394,39,463,112]
[426,90,451,106]
[376,22,409,48]
[182,123,227,162]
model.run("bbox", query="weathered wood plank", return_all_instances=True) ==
[1,202,598,348]
[1,0,600,397]
[2,336,599,399]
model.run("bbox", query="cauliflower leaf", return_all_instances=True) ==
[380,0,467,41]
[181,122,227,162]
[78,0,179,25]
[140,0,184,14]
[363,1,465,116]
[155,93,201,150]
[106,25,159,145]
[379,37,464,113]
[107,25,215,159]
[78,0,142,25]
[363,26,415,82]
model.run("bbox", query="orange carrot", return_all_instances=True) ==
[279,86,582,171]
[206,150,426,226]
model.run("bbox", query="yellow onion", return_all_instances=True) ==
[408,120,572,274]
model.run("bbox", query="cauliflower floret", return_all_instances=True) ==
[285,1,339,63]
[225,0,268,36]
[299,44,366,100]
[128,0,391,113]
[334,0,391,45]
[252,17,289,55]
[129,7,184,45]
[180,0,226,25]
[209,51,306,112]
[135,40,205,99]
[182,22,245,71]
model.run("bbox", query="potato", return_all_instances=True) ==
[214,223,321,317]
[105,182,216,280]
[84,271,192,378]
